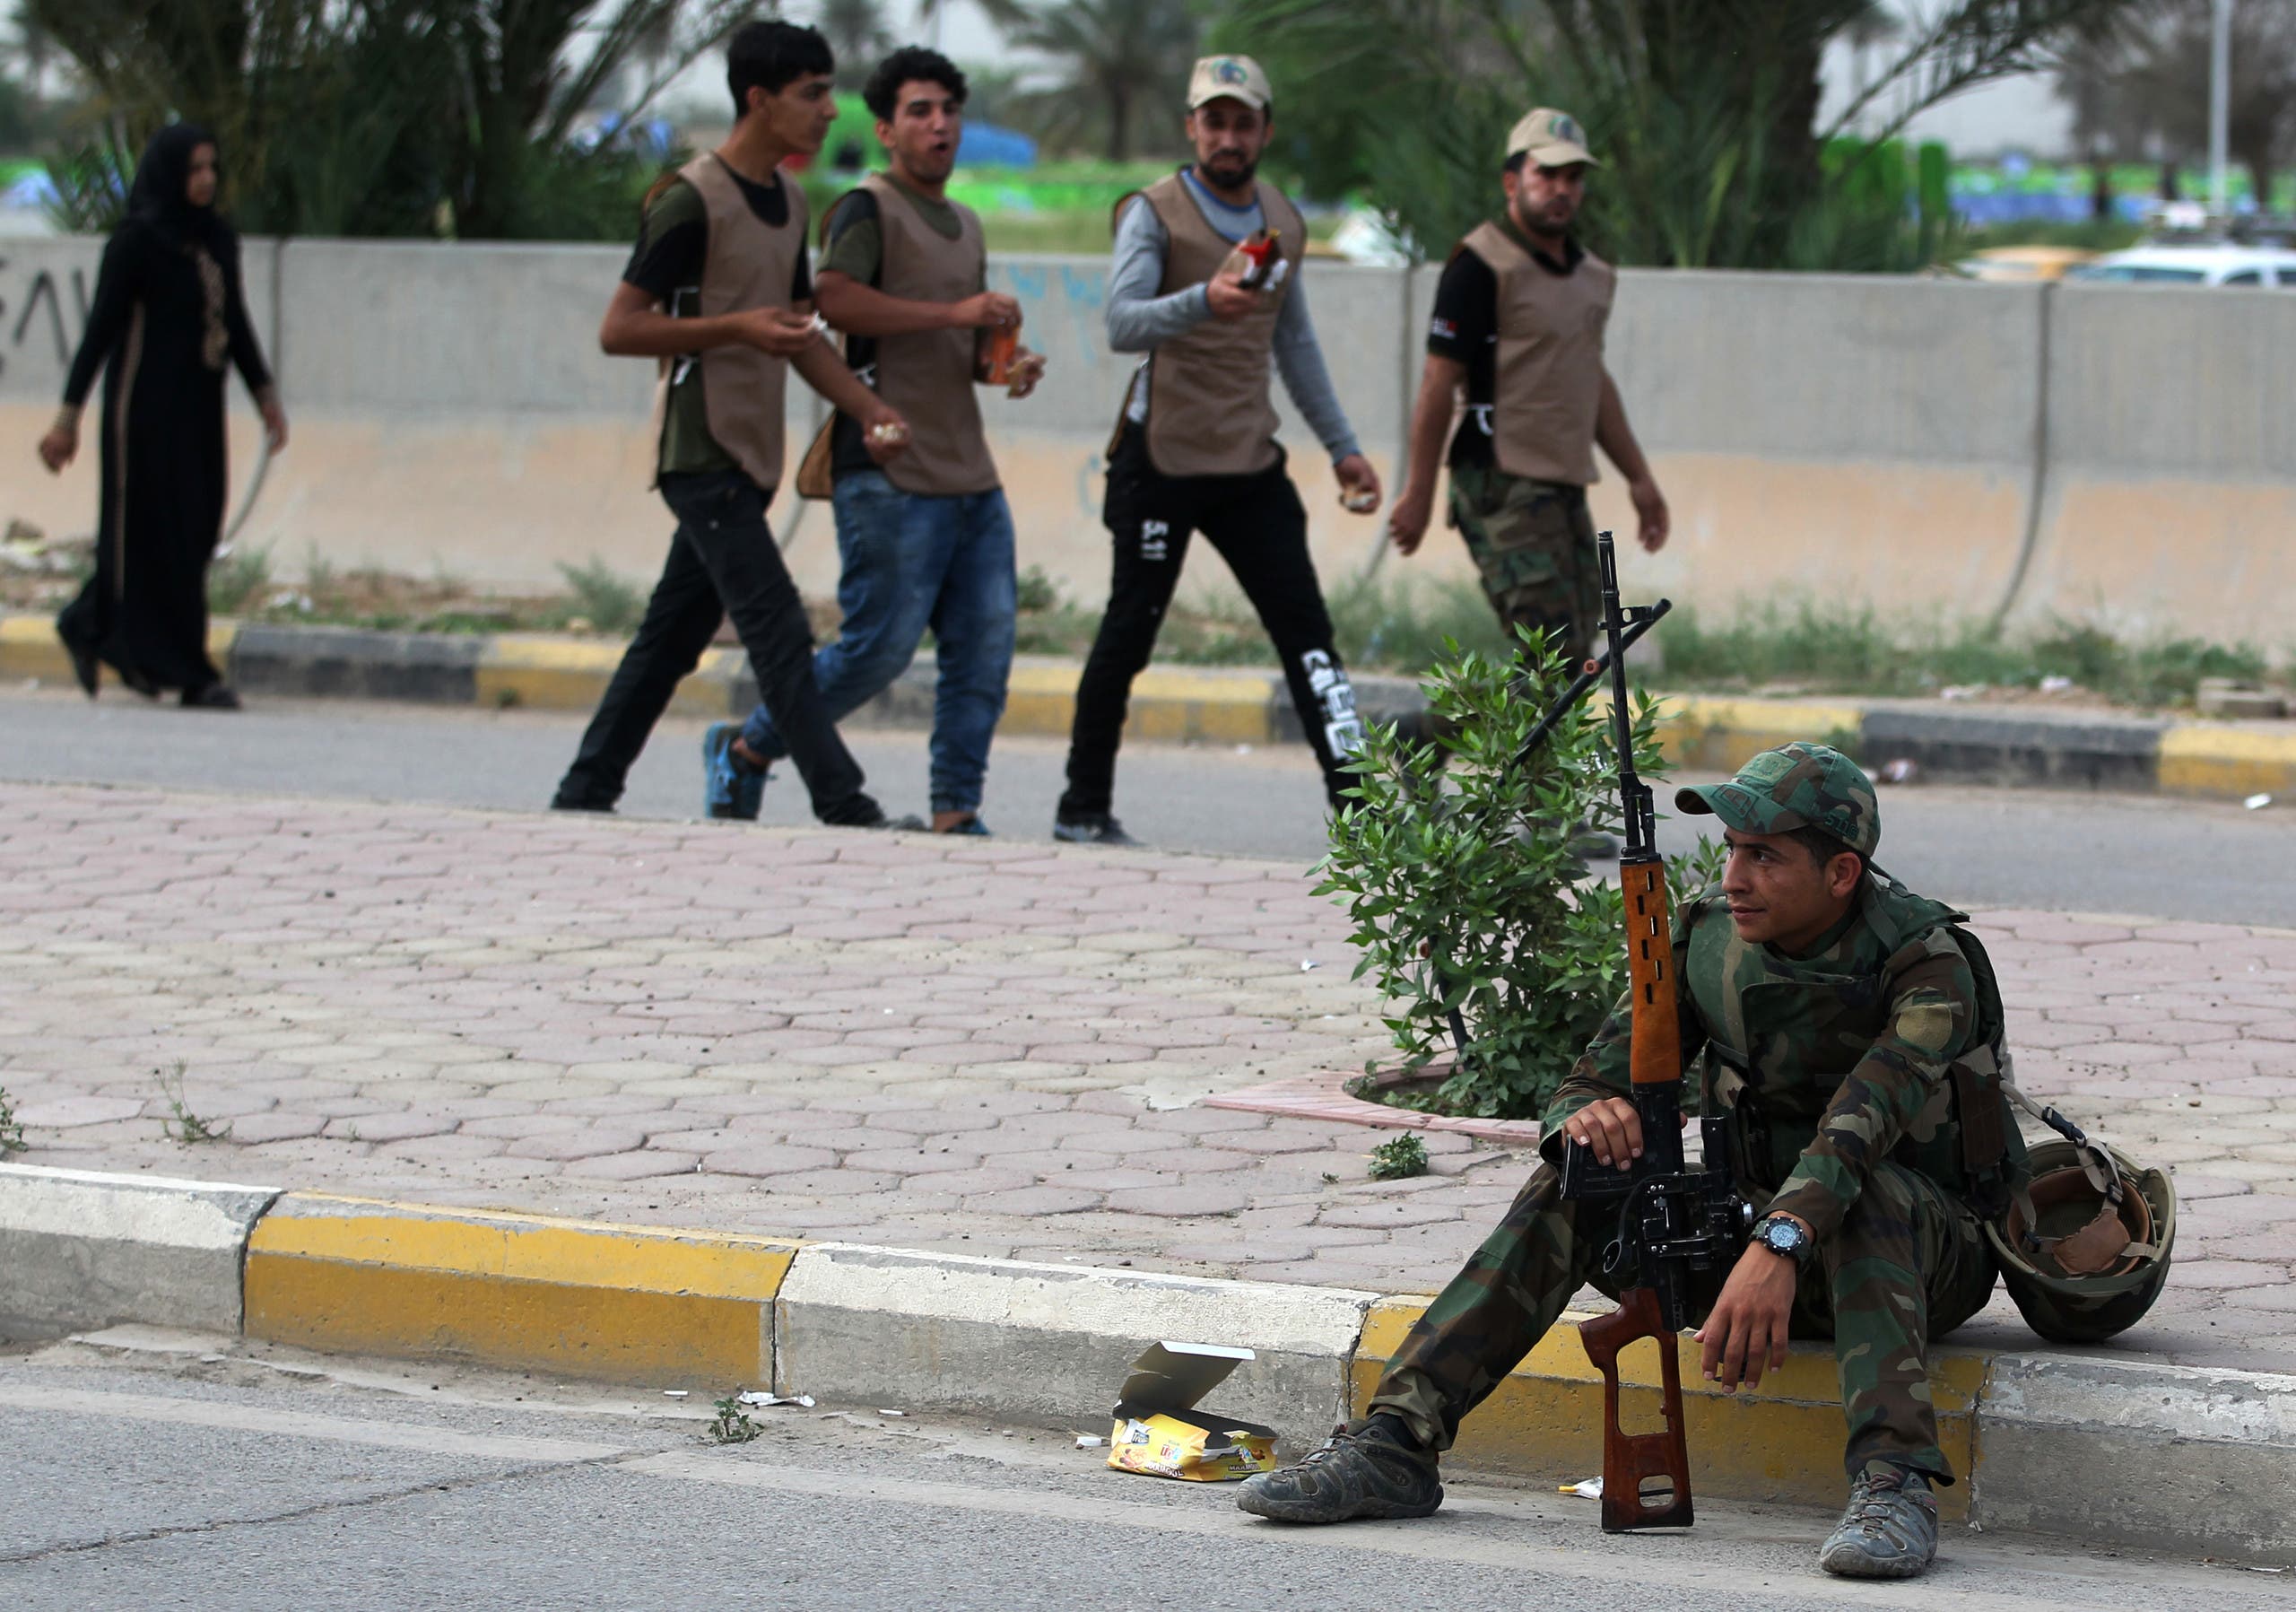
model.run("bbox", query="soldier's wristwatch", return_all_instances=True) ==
[1752,1214,1812,1262]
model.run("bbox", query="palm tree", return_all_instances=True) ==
[1002,0,1196,161]
[11,1,54,101]
[819,0,890,83]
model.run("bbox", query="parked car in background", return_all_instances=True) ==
[2066,244,2296,286]
[1957,246,2098,282]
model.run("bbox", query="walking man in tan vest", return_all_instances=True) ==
[1387,109,1669,667]
[707,47,1045,836]
[552,21,915,826]
[1053,55,1384,847]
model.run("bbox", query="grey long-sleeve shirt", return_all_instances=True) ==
[1106,172,1361,465]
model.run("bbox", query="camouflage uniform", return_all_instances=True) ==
[1366,745,2016,1486]
[1448,461,1601,665]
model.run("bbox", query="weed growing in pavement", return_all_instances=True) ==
[0,1085,25,1154]
[1368,1133,1429,1181]
[157,1063,232,1144]
[709,1396,762,1444]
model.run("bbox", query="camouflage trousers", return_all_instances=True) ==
[1449,462,1601,666]
[1365,1157,1997,1483]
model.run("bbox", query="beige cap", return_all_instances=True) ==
[1187,54,1272,114]
[1506,107,1599,168]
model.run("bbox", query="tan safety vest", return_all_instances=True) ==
[1460,220,1616,486]
[1129,171,1304,478]
[855,173,999,496]
[648,152,808,492]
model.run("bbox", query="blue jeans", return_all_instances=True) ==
[741,472,1016,815]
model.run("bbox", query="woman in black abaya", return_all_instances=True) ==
[39,124,288,708]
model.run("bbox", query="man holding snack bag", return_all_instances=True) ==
[705,46,1044,836]
[1052,54,1382,847]
[552,21,915,827]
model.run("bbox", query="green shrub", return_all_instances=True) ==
[554,559,647,637]
[206,546,273,615]
[1320,630,1721,1120]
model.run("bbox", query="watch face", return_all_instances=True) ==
[1762,1221,1798,1254]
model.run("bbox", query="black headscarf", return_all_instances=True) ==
[126,123,227,249]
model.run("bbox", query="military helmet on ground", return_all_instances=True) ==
[1986,1136,2175,1345]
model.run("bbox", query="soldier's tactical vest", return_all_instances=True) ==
[1122,170,1305,478]
[1458,220,1616,487]
[851,173,1000,497]
[1681,876,2029,1215]
[647,152,807,492]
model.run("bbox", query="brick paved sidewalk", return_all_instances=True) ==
[4,781,2293,1372]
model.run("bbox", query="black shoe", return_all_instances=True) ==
[1052,813,1138,847]
[1236,1418,1443,1524]
[58,627,98,698]
[181,684,242,710]
[827,797,926,831]
[551,797,614,814]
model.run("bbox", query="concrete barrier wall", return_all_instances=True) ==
[5,234,2292,649]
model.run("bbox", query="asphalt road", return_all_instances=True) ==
[2,1337,2279,1611]
[2,685,2292,926]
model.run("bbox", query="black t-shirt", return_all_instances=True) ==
[620,168,814,477]
[621,166,813,312]
[1427,230,1586,470]
[822,189,885,478]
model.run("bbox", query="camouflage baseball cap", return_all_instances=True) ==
[1674,742,1880,858]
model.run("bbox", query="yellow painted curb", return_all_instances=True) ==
[1002,662,1084,738]
[970,660,1279,744]
[474,634,741,717]
[245,1194,800,1387]
[1351,1296,1988,1520]
[2157,722,2296,800]
[1657,695,1868,774]
[0,614,74,683]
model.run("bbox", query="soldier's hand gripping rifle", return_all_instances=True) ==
[1557,533,1752,1533]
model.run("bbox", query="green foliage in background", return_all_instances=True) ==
[1661,598,2275,709]
[1320,630,1723,1120]
[29,0,738,240]
[1213,0,2136,267]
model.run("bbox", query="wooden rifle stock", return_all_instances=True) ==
[1578,1286,1694,1531]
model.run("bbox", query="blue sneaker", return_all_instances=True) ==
[935,815,993,837]
[702,722,765,822]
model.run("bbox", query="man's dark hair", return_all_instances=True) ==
[1503,151,1529,177]
[1788,823,1864,882]
[726,21,835,119]
[864,47,967,122]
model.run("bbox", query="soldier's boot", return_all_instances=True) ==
[1236,1416,1443,1523]
[1817,1464,1939,1579]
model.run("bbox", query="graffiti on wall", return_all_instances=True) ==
[0,258,93,385]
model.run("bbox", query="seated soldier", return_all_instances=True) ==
[1239,742,2012,1582]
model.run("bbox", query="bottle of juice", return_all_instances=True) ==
[978,318,1020,385]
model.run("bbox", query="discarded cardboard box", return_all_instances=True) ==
[1107,1340,1279,1482]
